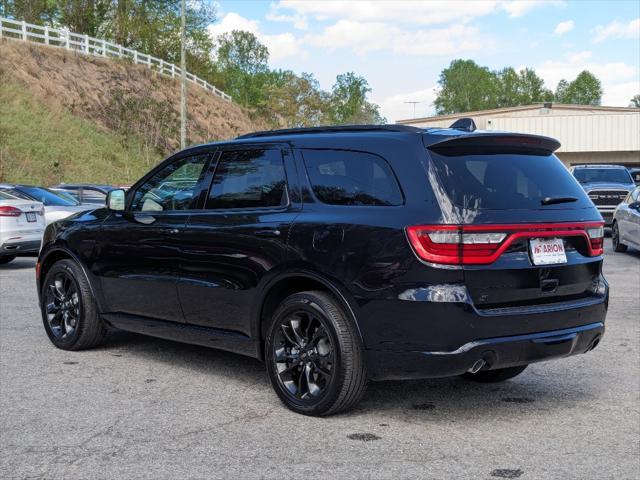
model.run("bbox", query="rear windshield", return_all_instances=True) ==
[573,168,633,184]
[429,152,589,210]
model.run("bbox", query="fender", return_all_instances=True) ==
[251,266,365,359]
[37,245,104,312]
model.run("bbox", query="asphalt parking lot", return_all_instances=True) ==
[1,239,638,480]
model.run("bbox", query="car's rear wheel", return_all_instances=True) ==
[612,221,627,252]
[0,255,17,264]
[265,290,367,416]
[41,259,106,350]
[461,365,528,383]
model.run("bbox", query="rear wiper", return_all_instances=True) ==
[541,196,578,206]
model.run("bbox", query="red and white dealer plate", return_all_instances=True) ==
[530,237,567,265]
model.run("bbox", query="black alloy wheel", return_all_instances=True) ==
[44,270,81,341]
[41,259,106,350]
[273,309,335,401]
[265,291,367,416]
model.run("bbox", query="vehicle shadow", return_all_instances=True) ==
[97,329,592,419]
[0,257,37,271]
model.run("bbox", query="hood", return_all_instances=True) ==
[579,181,635,192]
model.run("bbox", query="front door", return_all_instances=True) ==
[94,152,212,321]
[177,147,300,336]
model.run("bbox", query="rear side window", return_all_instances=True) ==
[206,149,287,209]
[302,150,402,206]
[429,152,590,210]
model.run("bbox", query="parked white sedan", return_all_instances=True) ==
[612,186,640,252]
[0,191,46,264]
[0,185,89,226]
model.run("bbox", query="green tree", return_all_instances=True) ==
[561,71,603,105]
[434,59,498,114]
[328,72,385,124]
[55,0,111,37]
[554,79,569,103]
[629,94,640,108]
[3,0,57,22]
[215,30,269,107]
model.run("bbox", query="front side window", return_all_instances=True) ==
[573,168,633,184]
[302,150,402,206]
[206,149,287,209]
[131,154,210,212]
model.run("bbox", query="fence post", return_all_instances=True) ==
[85,34,89,54]
[102,39,106,57]
[171,64,175,78]
[159,59,163,74]
[44,25,49,45]
[0,18,3,39]
[22,20,27,41]
[66,30,70,49]
[133,50,138,64]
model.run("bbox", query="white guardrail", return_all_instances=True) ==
[0,16,232,102]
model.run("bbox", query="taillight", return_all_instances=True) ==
[407,222,605,265]
[586,226,604,255]
[0,206,22,217]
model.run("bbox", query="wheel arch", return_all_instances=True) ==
[254,270,363,361]
[38,247,102,311]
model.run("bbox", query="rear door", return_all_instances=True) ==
[177,145,300,336]
[426,138,604,310]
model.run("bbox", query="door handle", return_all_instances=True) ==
[167,228,180,235]
[254,229,281,238]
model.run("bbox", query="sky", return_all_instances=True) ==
[209,1,640,122]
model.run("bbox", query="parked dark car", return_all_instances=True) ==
[569,165,635,225]
[50,184,118,206]
[612,186,640,252]
[37,124,608,416]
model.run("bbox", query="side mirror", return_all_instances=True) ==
[107,189,126,211]
[629,201,640,211]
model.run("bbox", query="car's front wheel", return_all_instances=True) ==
[612,221,627,252]
[41,259,106,350]
[265,290,367,416]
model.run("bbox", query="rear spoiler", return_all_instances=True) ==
[426,133,561,156]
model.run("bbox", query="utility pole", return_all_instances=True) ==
[180,0,187,150]
[404,101,422,119]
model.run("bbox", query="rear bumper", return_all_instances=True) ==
[1,239,41,256]
[366,322,604,381]
[362,279,608,381]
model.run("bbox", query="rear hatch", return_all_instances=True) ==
[415,133,604,310]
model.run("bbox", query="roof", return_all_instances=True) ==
[397,103,640,124]
[235,124,422,139]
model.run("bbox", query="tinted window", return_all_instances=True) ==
[80,189,107,204]
[430,152,589,210]
[15,186,79,206]
[302,150,402,206]
[573,168,633,184]
[206,149,287,209]
[131,154,210,212]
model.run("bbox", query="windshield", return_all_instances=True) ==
[15,186,80,206]
[429,152,590,210]
[573,168,633,184]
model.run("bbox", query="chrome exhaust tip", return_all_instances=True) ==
[468,359,486,374]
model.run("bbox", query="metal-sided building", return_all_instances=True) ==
[397,104,640,168]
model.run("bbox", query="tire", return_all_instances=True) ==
[612,221,627,252]
[265,290,367,416]
[461,365,528,383]
[0,255,17,264]
[40,259,106,351]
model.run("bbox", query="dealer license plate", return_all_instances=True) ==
[530,237,567,265]
[26,212,37,222]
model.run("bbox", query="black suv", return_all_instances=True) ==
[37,124,608,416]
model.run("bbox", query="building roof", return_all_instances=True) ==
[397,104,639,124]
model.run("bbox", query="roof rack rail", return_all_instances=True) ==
[236,124,423,139]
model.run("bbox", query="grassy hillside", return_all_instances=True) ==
[0,39,264,185]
